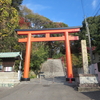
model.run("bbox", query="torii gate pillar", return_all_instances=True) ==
[15,26,81,82]
[65,32,73,82]
[23,33,32,81]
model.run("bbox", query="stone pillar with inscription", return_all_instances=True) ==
[81,40,89,74]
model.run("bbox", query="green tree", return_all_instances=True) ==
[19,5,50,29]
[80,15,100,53]
[71,54,82,68]
[0,34,26,52]
[45,22,68,58]
[30,42,49,74]
[0,0,19,36]
[70,16,100,67]
[43,21,68,28]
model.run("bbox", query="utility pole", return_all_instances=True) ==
[84,16,93,65]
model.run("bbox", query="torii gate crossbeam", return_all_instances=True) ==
[15,26,81,82]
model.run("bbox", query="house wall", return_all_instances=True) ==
[2,58,15,67]
[1,58,15,72]
[93,53,100,63]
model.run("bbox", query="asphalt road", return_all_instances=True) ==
[0,77,99,100]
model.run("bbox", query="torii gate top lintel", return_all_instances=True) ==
[15,26,81,35]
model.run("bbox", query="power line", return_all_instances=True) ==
[81,0,85,16]
[94,8,100,17]
[93,2,100,16]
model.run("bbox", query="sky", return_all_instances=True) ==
[22,0,100,27]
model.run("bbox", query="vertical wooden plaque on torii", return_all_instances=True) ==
[15,26,81,82]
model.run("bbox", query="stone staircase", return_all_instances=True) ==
[0,72,20,87]
[41,59,65,78]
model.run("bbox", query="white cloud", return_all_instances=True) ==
[50,17,64,23]
[25,3,51,12]
[92,0,97,9]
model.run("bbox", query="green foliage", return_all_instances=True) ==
[29,74,36,79]
[0,35,24,52]
[0,0,19,36]
[0,0,12,5]
[43,21,68,28]
[14,60,20,71]
[71,53,89,68]
[71,52,91,68]
[29,71,37,79]
[47,41,65,58]
[71,54,82,68]
[52,53,64,59]
[70,16,100,66]
[19,5,50,29]
[80,15,100,53]
[30,42,49,74]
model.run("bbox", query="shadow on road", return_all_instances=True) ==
[81,91,100,100]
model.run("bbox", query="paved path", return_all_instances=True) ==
[0,77,99,100]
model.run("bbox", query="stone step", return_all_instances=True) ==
[0,79,19,82]
[0,72,18,74]
[0,78,18,81]
[41,59,65,78]
[0,72,18,77]
[41,72,65,78]
[0,76,18,78]
[0,82,20,84]
[0,83,19,87]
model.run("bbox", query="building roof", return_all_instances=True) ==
[15,26,82,32]
[0,52,22,60]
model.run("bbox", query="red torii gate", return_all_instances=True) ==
[15,26,81,82]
